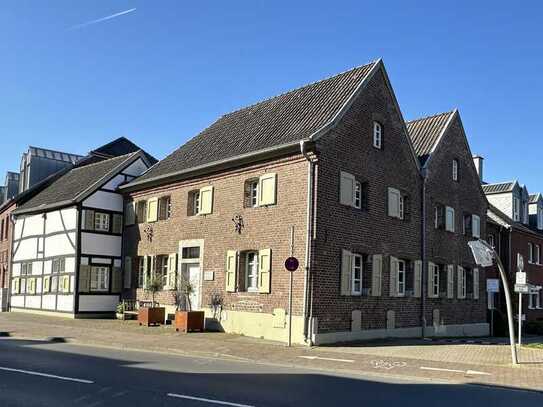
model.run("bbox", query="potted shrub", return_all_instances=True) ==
[174,276,205,333]
[138,276,166,327]
[116,302,126,320]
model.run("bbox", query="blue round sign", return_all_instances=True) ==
[284,257,299,272]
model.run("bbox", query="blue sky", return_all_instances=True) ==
[1,1,542,190]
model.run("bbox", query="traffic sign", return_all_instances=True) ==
[516,272,527,285]
[517,254,524,272]
[284,257,299,272]
[514,284,529,294]
[486,279,500,293]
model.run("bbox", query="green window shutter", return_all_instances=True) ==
[112,214,123,234]
[111,267,122,293]
[84,210,95,231]
[79,265,90,292]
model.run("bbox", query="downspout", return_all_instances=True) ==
[421,168,428,337]
[300,139,315,345]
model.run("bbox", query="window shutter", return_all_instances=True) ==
[427,262,435,298]
[147,198,158,222]
[403,195,410,221]
[414,260,422,298]
[13,278,20,294]
[339,171,355,206]
[258,248,272,293]
[199,186,214,215]
[143,256,149,289]
[28,278,35,294]
[389,256,398,297]
[388,188,400,218]
[225,250,237,292]
[110,214,122,234]
[79,265,90,292]
[61,276,70,293]
[457,266,465,299]
[167,253,177,289]
[111,267,121,293]
[125,202,135,225]
[361,182,369,211]
[84,209,95,231]
[123,257,132,289]
[437,205,445,229]
[371,254,382,296]
[259,173,277,206]
[340,249,352,295]
[473,268,479,299]
[447,265,454,299]
[43,276,50,293]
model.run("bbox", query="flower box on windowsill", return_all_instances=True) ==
[175,311,205,333]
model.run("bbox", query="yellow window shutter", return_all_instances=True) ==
[258,173,277,206]
[147,198,158,222]
[447,265,454,298]
[225,250,237,292]
[13,278,20,294]
[79,265,90,293]
[167,253,177,289]
[258,248,272,293]
[414,260,422,298]
[28,278,34,294]
[389,256,398,297]
[340,249,352,295]
[43,276,50,293]
[473,268,479,299]
[199,186,214,215]
[371,254,382,296]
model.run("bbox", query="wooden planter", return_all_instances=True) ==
[175,311,205,333]
[138,307,165,327]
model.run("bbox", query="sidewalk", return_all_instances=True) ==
[1,312,543,392]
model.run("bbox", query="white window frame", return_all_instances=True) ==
[452,159,458,181]
[249,180,259,208]
[373,121,382,149]
[90,266,108,292]
[351,254,362,295]
[94,212,110,232]
[529,242,534,264]
[388,187,403,219]
[192,191,200,216]
[538,206,543,230]
[445,206,455,232]
[528,289,541,309]
[537,245,541,265]
[397,259,406,297]
[472,215,481,238]
[458,267,466,299]
[354,181,362,209]
[245,251,259,292]
[513,197,520,222]
[431,263,440,298]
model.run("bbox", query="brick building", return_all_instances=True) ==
[121,59,489,344]
[0,200,15,311]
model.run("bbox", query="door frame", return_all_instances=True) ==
[178,239,204,310]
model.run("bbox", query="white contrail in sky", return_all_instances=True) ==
[69,8,136,30]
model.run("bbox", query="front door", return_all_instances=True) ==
[186,263,200,310]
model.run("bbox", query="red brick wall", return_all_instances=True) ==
[0,202,15,289]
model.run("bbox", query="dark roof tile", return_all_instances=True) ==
[406,111,455,166]
[482,182,516,195]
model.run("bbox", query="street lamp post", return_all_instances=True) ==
[468,239,518,365]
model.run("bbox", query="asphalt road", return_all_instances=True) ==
[0,338,542,407]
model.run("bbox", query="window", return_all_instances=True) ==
[463,214,472,236]
[429,263,440,298]
[21,262,32,276]
[472,215,481,238]
[156,255,169,288]
[397,259,406,296]
[513,197,520,222]
[445,206,455,232]
[90,266,108,292]
[354,181,362,209]
[529,243,534,263]
[245,180,259,208]
[452,159,459,181]
[94,212,110,232]
[538,206,543,230]
[536,245,541,265]
[158,196,171,220]
[340,171,367,210]
[488,234,495,248]
[52,258,65,274]
[388,188,404,220]
[434,204,445,229]
[136,201,147,223]
[529,289,541,309]
[188,190,200,216]
[373,121,382,149]
[245,251,259,292]
[351,254,362,295]
[182,247,200,259]
[457,266,466,299]
[137,257,145,288]
[0,219,3,240]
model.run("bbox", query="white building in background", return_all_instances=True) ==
[9,144,154,317]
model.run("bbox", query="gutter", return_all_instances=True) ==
[421,168,428,337]
[300,139,316,345]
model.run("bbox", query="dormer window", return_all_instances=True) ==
[452,159,459,181]
[373,121,382,149]
[538,206,543,230]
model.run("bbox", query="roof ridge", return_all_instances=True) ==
[223,60,379,116]
[482,180,516,186]
[28,145,83,157]
[406,110,456,124]
[72,151,138,172]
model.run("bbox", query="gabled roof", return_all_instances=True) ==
[26,146,82,164]
[406,111,456,166]
[487,203,539,236]
[14,151,145,215]
[482,181,517,195]
[84,137,157,166]
[125,60,383,189]
[529,193,542,204]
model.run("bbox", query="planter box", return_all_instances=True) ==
[138,307,165,327]
[175,311,205,333]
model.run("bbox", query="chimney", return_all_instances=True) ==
[473,155,484,182]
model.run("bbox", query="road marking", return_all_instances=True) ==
[371,360,407,370]
[298,356,354,363]
[167,393,255,407]
[420,366,491,376]
[0,366,94,384]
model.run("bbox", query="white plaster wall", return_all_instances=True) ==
[83,190,123,212]
[11,296,24,307]
[31,261,43,276]
[11,263,21,277]
[81,233,122,257]
[487,193,513,219]
[13,238,38,261]
[42,295,56,310]
[43,233,77,258]
[19,214,44,238]
[78,295,119,312]
[123,158,147,176]
[45,207,77,234]
[26,296,41,309]
[56,295,74,312]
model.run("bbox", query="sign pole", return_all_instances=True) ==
[518,292,522,347]
[288,226,294,347]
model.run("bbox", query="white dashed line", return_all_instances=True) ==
[0,366,94,384]
[167,393,255,407]
[298,356,354,363]
[420,366,491,376]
